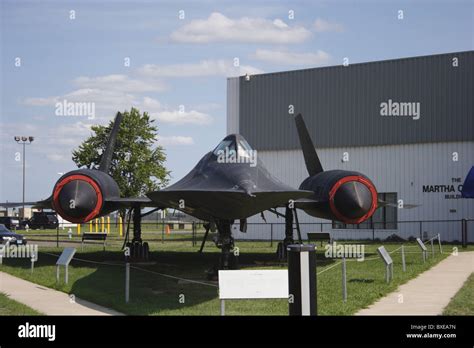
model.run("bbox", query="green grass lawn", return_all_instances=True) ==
[443,273,474,315]
[1,234,467,316]
[0,293,42,315]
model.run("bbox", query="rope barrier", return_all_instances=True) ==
[316,244,443,275]
[38,240,443,283]
[38,251,217,288]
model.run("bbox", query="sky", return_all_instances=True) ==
[1,0,473,202]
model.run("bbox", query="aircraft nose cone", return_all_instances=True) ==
[333,181,373,220]
[57,180,98,219]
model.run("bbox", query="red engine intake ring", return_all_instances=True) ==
[52,174,103,223]
[328,175,378,224]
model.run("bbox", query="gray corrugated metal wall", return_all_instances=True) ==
[231,51,474,150]
[226,77,239,134]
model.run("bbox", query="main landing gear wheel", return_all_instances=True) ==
[206,220,239,280]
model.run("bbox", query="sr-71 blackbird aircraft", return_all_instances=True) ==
[2,112,395,271]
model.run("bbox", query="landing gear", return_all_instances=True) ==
[277,206,302,261]
[124,205,150,261]
[206,220,239,279]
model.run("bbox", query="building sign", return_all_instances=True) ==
[422,177,463,199]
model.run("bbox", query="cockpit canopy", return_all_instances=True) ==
[212,134,255,159]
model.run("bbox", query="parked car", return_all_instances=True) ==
[26,212,59,230]
[0,224,27,245]
[0,216,21,230]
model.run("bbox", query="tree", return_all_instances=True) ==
[72,108,170,200]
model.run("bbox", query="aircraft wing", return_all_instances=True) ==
[287,197,420,210]
[291,197,321,208]
[377,199,419,209]
[147,189,313,220]
[0,196,162,211]
[0,197,53,209]
[105,196,164,208]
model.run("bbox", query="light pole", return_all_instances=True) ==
[14,136,34,219]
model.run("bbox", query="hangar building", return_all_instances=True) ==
[226,51,474,242]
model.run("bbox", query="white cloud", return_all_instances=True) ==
[313,18,344,33]
[0,120,95,165]
[73,74,166,93]
[157,136,194,146]
[170,12,311,44]
[150,109,212,125]
[253,49,331,66]
[190,103,221,112]
[52,122,93,145]
[24,89,140,119]
[138,60,263,78]
[24,90,212,126]
[24,74,166,116]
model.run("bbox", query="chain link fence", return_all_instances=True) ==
[15,218,473,247]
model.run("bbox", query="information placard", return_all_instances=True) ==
[56,248,76,266]
[377,246,393,265]
[218,270,288,300]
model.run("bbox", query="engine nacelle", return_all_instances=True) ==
[52,169,120,223]
[299,170,378,224]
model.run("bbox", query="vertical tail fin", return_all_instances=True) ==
[294,113,323,176]
[98,112,123,173]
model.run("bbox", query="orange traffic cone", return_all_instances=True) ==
[165,225,171,235]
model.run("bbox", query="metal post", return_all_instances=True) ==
[461,219,467,248]
[401,245,406,272]
[31,255,35,274]
[288,244,317,316]
[342,257,347,302]
[125,262,130,303]
[270,223,273,248]
[385,264,390,283]
[220,299,225,316]
[65,265,68,284]
[161,219,164,244]
[22,142,25,219]
[438,233,442,253]
[56,265,60,282]
[422,250,426,263]
[431,239,434,257]
[390,263,394,281]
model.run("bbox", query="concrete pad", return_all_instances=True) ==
[357,251,474,315]
[0,271,123,315]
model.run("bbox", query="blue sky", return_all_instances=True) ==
[1,0,473,202]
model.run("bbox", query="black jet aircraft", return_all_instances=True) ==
[2,112,403,270]
[1,112,313,269]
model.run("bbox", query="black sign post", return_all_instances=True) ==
[287,244,317,316]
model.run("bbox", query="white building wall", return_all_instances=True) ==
[232,141,474,242]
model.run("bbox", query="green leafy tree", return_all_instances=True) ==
[72,108,170,202]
